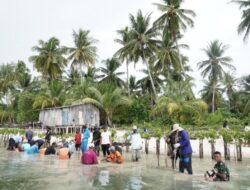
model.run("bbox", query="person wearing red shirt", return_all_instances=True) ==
[75,129,81,151]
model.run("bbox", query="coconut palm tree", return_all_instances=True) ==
[155,34,189,75]
[0,63,17,105]
[197,40,235,112]
[65,67,81,86]
[163,77,194,101]
[119,10,160,98]
[242,74,250,92]
[86,86,131,126]
[153,0,196,72]
[16,61,31,91]
[153,0,196,35]
[137,64,164,103]
[33,80,65,109]
[200,80,223,112]
[66,29,98,77]
[115,26,132,95]
[29,37,67,82]
[232,0,250,42]
[99,58,125,87]
[84,67,99,83]
[223,72,238,109]
[129,76,141,96]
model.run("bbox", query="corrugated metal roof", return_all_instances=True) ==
[39,102,97,111]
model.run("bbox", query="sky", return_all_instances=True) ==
[0,0,249,96]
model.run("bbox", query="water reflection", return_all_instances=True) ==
[0,149,250,190]
[98,170,110,186]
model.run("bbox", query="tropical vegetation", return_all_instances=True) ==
[0,0,250,131]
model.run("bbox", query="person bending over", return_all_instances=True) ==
[81,143,98,165]
[7,137,16,151]
[45,142,57,155]
[205,151,230,181]
[57,144,72,159]
[106,146,124,164]
[27,142,39,154]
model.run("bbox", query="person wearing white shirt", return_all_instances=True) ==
[127,126,142,162]
[100,126,112,156]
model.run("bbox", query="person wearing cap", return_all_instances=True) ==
[127,125,142,162]
[106,146,124,164]
[81,143,98,165]
[171,124,193,175]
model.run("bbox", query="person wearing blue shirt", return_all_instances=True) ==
[81,126,90,153]
[22,142,31,152]
[27,142,39,154]
[172,124,193,175]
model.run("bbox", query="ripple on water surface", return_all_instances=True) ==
[0,149,250,190]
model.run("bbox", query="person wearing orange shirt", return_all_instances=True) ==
[106,146,124,164]
[57,144,72,159]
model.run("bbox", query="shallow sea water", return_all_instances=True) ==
[0,149,249,190]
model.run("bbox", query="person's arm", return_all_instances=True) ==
[100,135,102,145]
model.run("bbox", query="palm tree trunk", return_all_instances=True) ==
[126,59,130,96]
[212,84,215,113]
[175,37,185,74]
[143,57,157,98]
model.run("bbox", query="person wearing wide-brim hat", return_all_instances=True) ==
[171,123,193,175]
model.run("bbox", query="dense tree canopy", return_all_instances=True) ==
[0,0,249,127]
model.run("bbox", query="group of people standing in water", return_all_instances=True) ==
[79,125,142,164]
[6,123,230,182]
[6,125,143,165]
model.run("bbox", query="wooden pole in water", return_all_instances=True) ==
[156,139,160,167]
[199,139,204,159]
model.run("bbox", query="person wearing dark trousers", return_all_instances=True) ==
[45,127,52,146]
[100,126,112,157]
[172,124,193,175]
[93,127,101,156]
[25,126,33,144]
